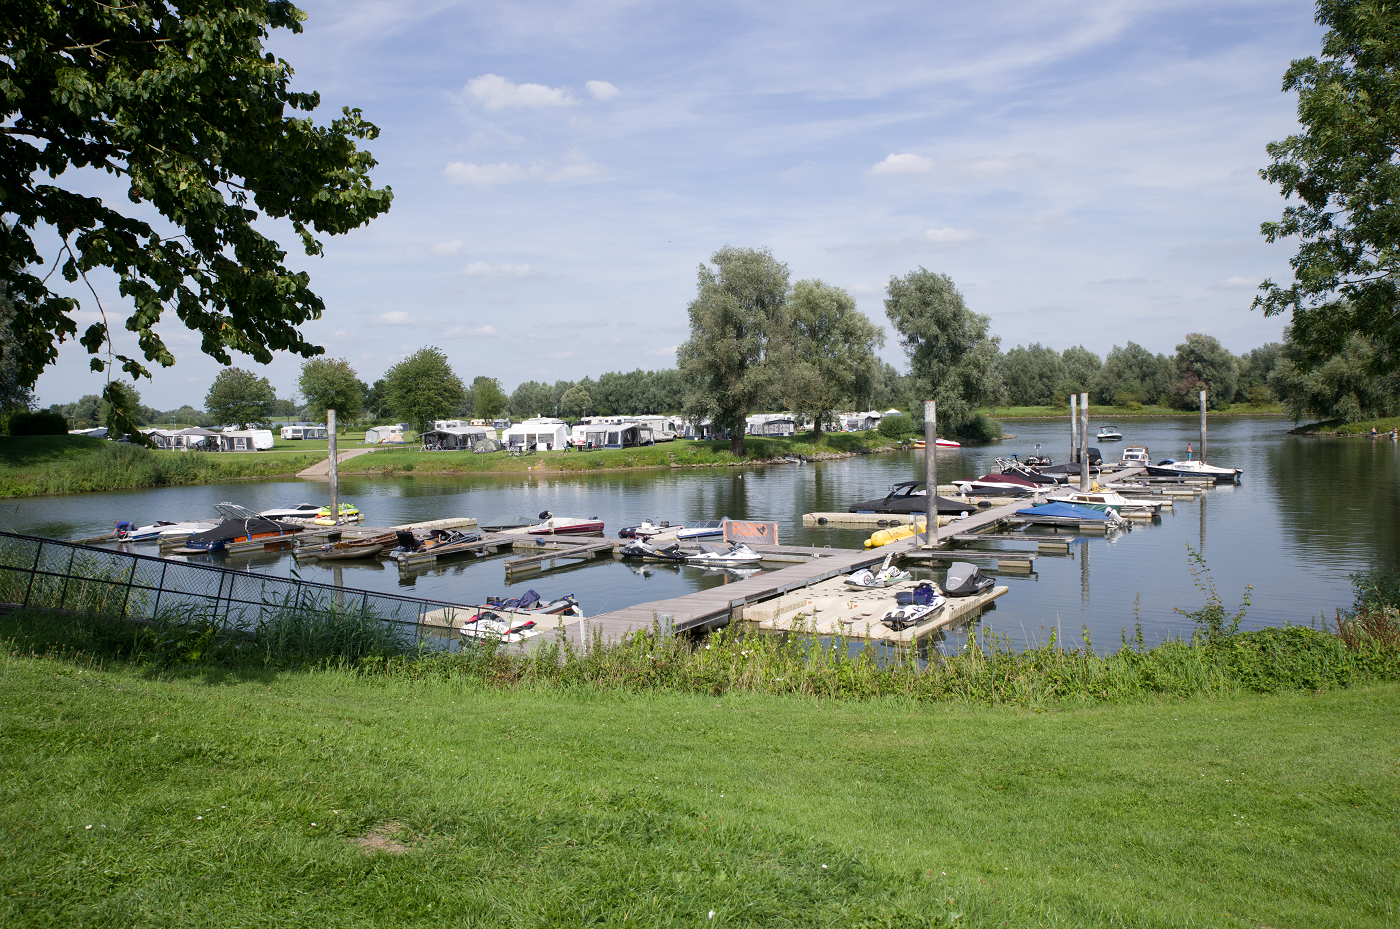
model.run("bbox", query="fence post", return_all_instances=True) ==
[151,560,168,619]
[22,540,44,607]
[120,557,138,618]
[56,547,77,610]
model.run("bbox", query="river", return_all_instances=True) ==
[2,416,1394,649]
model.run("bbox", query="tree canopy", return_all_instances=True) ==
[205,367,275,428]
[471,376,507,420]
[1,0,392,435]
[1255,0,1400,374]
[1001,343,1065,407]
[385,347,464,435]
[298,357,362,424]
[1171,333,1240,410]
[785,279,882,441]
[1270,330,1400,422]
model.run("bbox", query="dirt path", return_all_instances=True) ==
[298,447,376,480]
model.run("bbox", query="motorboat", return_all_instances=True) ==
[1144,459,1243,481]
[258,503,325,520]
[526,511,606,536]
[675,519,726,540]
[881,583,946,629]
[1096,425,1123,442]
[479,515,537,531]
[847,481,981,516]
[1014,501,1127,529]
[181,503,304,552]
[844,554,913,589]
[686,542,763,567]
[1120,444,1150,466]
[389,528,483,561]
[617,519,676,539]
[995,458,1060,485]
[1047,489,1161,518]
[943,562,995,597]
[617,539,689,562]
[952,472,1043,496]
[112,519,217,543]
[911,438,961,448]
[295,531,398,561]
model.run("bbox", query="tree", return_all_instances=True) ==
[559,385,592,418]
[1001,343,1065,406]
[884,268,1004,432]
[1060,345,1102,394]
[384,348,464,435]
[1092,342,1173,406]
[508,380,554,419]
[1237,343,1284,404]
[1255,0,1400,374]
[299,358,363,424]
[471,376,507,420]
[1170,333,1240,410]
[363,379,390,423]
[1270,331,1400,422]
[677,246,791,455]
[102,381,142,438]
[205,367,276,428]
[0,284,35,412]
[785,280,883,441]
[1,0,393,440]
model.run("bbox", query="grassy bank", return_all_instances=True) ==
[339,432,896,477]
[1,625,1395,926]
[983,401,1285,419]
[0,436,326,497]
[1289,415,1400,436]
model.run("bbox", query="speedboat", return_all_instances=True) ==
[1047,489,1161,518]
[944,562,995,597]
[1144,459,1243,481]
[617,539,689,562]
[389,528,483,561]
[952,472,1043,496]
[1096,425,1123,442]
[675,519,725,540]
[911,438,961,449]
[1015,501,1127,529]
[686,542,762,567]
[1120,444,1150,466]
[181,503,304,552]
[847,481,981,516]
[259,503,325,520]
[112,519,217,543]
[996,458,1060,485]
[526,511,605,536]
[844,554,913,589]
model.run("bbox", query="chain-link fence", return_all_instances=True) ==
[0,530,476,646]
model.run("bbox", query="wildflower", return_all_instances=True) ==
[708,912,715,920]
[196,816,203,821]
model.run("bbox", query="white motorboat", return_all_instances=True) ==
[1096,425,1123,441]
[1047,489,1161,518]
[259,503,325,520]
[686,542,762,566]
[675,519,725,540]
[1144,459,1243,481]
[113,519,218,543]
[1120,444,1150,466]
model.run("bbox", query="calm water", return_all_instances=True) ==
[2,416,1395,648]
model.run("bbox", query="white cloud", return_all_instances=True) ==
[868,153,936,175]
[378,311,412,324]
[460,262,538,278]
[1209,276,1259,290]
[922,227,982,244]
[586,80,619,101]
[430,240,465,256]
[443,159,602,187]
[445,325,498,338]
[464,74,576,111]
[647,345,678,357]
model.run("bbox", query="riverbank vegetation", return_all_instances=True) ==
[0,436,326,497]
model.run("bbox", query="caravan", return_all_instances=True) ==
[420,424,496,450]
[501,418,572,451]
[280,423,327,440]
[218,429,274,451]
[364,424,406,445]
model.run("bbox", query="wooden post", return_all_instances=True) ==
[924,400,938,549]
[1070,393,1078,463]
[327,408,339,525]
[1199,389,1207,463]
[1080,392,1090,491]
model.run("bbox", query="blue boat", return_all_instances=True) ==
[1014,501,1123,528]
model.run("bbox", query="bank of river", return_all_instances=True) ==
[2,416,1393,651]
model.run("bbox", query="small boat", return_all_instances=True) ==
[952,472,1043,496]
[113,519,217,543]
[943,562,994,597]
[1120,444,1150,466]
[847,481,981,516]
[686,542,762,567]
[911,438,961,449]
[1096,425,1123,442]
[458,613,540,644]
[844,554,913,589]
[258,503,325,520]
[881,583,946,629]
[996,458,1060,485]
[617,519,676,539]
[181,503,305,552]
[675,519,725,540]
[617,539,689,562]
[1047,489,1161,518]
[479,514,537,531]
[389,528,483,561]
[526,511,605,536]
[1014,501,1127,529]
[1144,459,1243,481]
[296,531,398,561]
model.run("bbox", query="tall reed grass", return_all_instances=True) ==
[0,441,315,496]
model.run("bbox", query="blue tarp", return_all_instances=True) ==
[1015,501,1111,521]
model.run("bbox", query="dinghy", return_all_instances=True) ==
[296,531,398,561]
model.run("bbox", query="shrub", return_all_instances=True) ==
[877,413,915,439]
[5,410,69,436]
[953,413,1002,444]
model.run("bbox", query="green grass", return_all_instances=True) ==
[0,635,1394,928]
[984,401,1286,419]
[0,435,327,497]
[1289,416,1400,436]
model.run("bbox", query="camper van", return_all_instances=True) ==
[280,423,326,440]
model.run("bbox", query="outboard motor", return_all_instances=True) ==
[944,562,994,597]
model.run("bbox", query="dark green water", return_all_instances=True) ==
[2,416,1394,647]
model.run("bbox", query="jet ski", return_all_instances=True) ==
[943,562,994,597]
[459,613,540,643]
[618,539,689,562]
[881,582,946,629]
[482,589,582,617]
[844,554,913,589]
[686,542,763,566]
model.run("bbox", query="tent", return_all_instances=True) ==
[420,425,495,450]
[364,425,406,445]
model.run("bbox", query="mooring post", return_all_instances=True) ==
[1199,389,1207,463]
[327,408,339,525]
[924,399,938,549]
[1080,392,1090,491]
[1070,393,1078,463]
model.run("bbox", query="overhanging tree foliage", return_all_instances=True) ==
[0,0,392,435]
[1255,0,1400,374]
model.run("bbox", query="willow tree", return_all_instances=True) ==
[677,246,790,456]
[785,279,883,442]
[1,0,393,438]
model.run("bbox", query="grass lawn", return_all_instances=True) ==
[982,402,1286,419]
[1,645,1393,927]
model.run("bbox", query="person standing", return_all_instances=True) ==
[1186,442,1193,460]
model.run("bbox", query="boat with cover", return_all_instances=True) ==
[1015,501,1127,529]
[686,542,762,566]
[844,554,913,589]
[617,539,689,562]
[1143,459,1243,481]
[479,515,536,531]
[526,511,606,536]
[953,472,1044,496]
[1096,425,1123,441]
[847,481,981,516]
[181,503,304,552]
[943,562,994,597]
[675,519,725,540]
[1046,489,1162,518]
[296,531,398,561]
[389,528,483,561]
[881,583,946,630]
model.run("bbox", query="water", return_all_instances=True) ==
[2,417,1395,648]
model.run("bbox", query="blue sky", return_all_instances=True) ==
[34,0,1323,409]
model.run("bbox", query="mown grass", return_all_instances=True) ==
[0,634,1395,927]
[984,401,1286,419]
[1290,415,1400,436]
[0,436,327,497]
[340,433,897,477]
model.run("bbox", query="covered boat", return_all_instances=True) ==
[526,511,605,536]
[1014,501,1126,529]
[847,481,980,516]
[953,472,1044,496]
[943,562,994,597]
[182,503,303,552]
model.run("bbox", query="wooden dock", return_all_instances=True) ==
[504,538,618,575]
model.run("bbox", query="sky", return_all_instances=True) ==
[32,0,1325,410]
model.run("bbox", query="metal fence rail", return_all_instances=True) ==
[0,531,478,644]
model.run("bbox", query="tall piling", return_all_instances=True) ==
[924,399,938,549]
[1070,393,1079,463]
[327,408,339,526]
[1079,392,1090,491]
[1199,389,1208,463]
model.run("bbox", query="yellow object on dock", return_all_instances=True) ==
[865,519,925,549]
